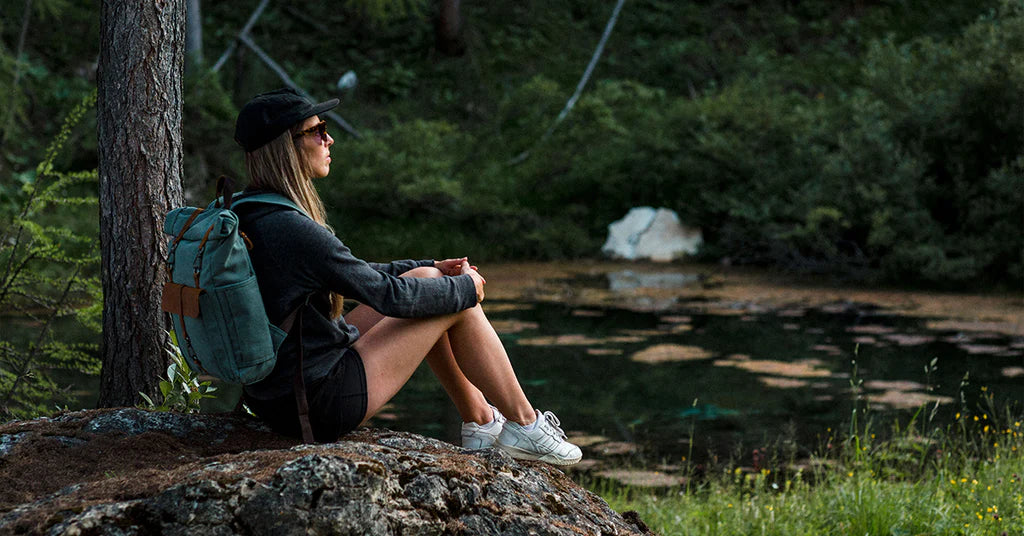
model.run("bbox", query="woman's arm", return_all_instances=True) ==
[272,212,478,317]
[367,259,434,276]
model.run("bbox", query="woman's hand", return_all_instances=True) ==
[435,257,468,276]
[460,260,486,303]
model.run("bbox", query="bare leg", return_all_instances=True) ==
[354,303,536,427]
[344,267,495,425]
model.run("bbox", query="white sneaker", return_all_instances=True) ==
[496,410,582,466]
[461,405,505,448]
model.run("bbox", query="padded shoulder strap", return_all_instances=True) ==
[221,192,312,220]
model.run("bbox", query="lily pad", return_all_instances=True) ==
[867,390,953,410]
[883,334,936,346]
[713,357,832,378]
[586,348,624,356]
[926,320,1019,334]
[594,442,639,456]
[864,380,925,391]
[959,344,1007,355]
[1002,366,1024,378]
[571,309,605,317]
[759,377,809,389]
[630,344,714,364]
[596,469,686,488]
[847,325,897,335]
[811,344,843,356]
[566,434,610,447]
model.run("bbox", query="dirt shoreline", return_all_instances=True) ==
[480,261,1023,336]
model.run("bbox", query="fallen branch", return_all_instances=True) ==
[238,34,362,139]
[210,0,271,74]
[509,0,627,165]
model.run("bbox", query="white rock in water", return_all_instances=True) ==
[602,207,702,262]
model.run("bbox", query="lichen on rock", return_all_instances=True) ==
[0,408,653,535]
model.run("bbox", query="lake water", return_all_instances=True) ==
[11,263,1024,480]
[368,263,1024,477]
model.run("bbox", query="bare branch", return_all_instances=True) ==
[210,0,271,73]
[238,33,362,139]
[509,0,627,165]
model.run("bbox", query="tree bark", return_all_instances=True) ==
[434,0,465,56]
[97,0,185,407]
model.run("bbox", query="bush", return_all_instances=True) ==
[819,2,1024,284]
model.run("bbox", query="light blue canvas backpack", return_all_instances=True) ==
[160,178,307,385]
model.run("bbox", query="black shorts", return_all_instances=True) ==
[244,347,368,443]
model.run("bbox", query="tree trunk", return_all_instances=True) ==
[434,0,465,56]
[97,0,185,407]
[185,0,203,72]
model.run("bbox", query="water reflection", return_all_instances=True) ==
[607,270,700,291]
[381,287,1023,479]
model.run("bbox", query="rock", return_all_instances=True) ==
[83,407,213,437]
[0,433,25,457]
[602,207,702,262]
[0,408,653,536]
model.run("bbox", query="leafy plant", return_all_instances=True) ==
[0,90,100,420]
[138,331,217,414]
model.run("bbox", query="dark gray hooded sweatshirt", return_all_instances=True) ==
[234,198,478,399]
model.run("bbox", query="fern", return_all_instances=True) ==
[0,90,100,420]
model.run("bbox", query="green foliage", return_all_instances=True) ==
[0,90,100,420]
[138,332,217,414]
[597,385,1024,536]
[343,0,428,25]
[816,1,1024,284]
[181,72,242,202]
[0,0,97,172]
[6,0,1019,287]
[326,119,468,220]
[366,60,419,101]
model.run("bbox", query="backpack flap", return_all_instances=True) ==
[161,282,201,318]
[162,204,277,385]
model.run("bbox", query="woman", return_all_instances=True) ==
[231,88,581,465]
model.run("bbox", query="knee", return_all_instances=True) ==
[455,302,484,319]
[401,266,444,279]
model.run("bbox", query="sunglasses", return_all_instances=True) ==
[293,120,329,144]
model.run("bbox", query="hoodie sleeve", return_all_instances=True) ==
[265,211,477,318]
[367,259,435,276]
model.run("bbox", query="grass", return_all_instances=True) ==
[591,392,1024,535]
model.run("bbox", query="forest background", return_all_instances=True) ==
[0,0,1022,416]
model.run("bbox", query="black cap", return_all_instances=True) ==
[234,88,338,152]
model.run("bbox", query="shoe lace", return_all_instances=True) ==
[541,411,567,440]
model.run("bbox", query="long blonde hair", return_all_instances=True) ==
[245,124,345,319]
